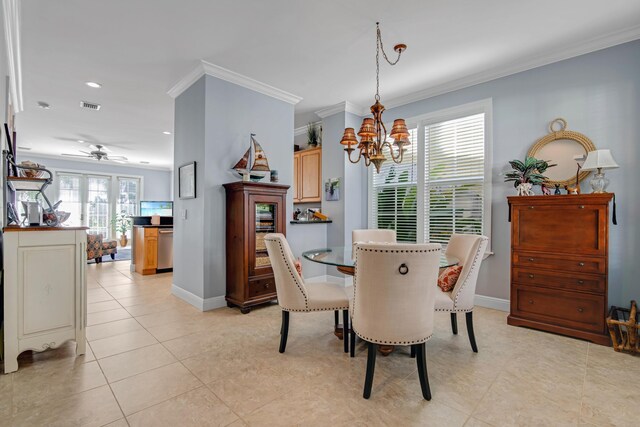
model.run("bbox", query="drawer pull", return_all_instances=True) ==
[577,280,584,285]
[528,258,535,262]
[578,262,585,267]
[528,274,534,279]
[528,300,534,304]
[265,283,270,289]
[577,307,584,313]
[579,205,585,209]
[528,206,535,209]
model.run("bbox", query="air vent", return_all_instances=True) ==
[80,100,101,111]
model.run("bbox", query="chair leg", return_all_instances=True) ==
[342,310,349,353]
[415,343,432,400]
[363,342,377,399]
[410,345,416,358]
[279,311,290,353]
[466,311,478,353]
[334,310,339,327]
[110,253,115,260]
[451,312,458,335]
[350,323,356,358]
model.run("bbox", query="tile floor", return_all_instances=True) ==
[1,261,638,426]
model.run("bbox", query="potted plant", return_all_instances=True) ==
[307,122,320,148]
[112,213,132,247]
[504,157,555,196]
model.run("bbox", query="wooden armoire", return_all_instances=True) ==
[223,181,289,313]
[507,194,614,345]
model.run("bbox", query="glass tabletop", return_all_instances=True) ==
[302,246,459,269]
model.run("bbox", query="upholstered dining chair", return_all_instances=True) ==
[352,242,442,400]
[264,233,351,354]
[435,234,489,353]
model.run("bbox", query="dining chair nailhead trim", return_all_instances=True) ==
[266,236,349,313]
[451,236,488,309]
[265,237,310,310]
[353,326,432,345]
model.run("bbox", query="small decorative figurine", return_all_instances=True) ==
[554,184,561,195]
[541,184,551,195]
[564,163,582,195]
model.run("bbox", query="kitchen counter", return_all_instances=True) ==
[290,220,332,224]
[3,226,89,232]
[132,225,173,228]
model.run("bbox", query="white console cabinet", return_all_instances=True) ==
[3,227,87,373]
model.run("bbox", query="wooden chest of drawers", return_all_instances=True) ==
[507,194,613,345]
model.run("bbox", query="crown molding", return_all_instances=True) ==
[168,60,302,105]
[384,23,640,111]
[18,151,173,171]
[315,101,366,119]
[3,0,23,112]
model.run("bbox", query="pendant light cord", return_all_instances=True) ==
[375,22,403,101]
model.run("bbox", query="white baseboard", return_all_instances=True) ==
[171,284,227,312]
[475,294,510,312]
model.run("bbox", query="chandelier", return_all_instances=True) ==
[340,22,409,173]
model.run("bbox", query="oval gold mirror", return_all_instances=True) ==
[528,118,596,188]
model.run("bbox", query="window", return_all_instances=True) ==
[424,113,485,244]
[370,128,418,242]
[369,100,492,249]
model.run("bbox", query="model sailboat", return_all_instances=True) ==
[232,133,271,181]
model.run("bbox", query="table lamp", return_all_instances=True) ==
[581,149,619,193]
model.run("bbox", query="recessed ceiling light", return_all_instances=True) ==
[18,146,32,150]
[85,81,102,88]
[162,131,172,135]
[140,161,150,164]
[77,139,85,143]
[37,101,51,109]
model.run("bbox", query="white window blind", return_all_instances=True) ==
[424,113,485,244]
[370,128,418,242]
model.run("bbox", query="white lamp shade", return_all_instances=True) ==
[581,149,619,171]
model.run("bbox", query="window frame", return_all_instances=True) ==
[368,98,493,253]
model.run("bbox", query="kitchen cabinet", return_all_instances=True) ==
[293,147,322,203]
[3,227,88,373]
[134,226,159,275]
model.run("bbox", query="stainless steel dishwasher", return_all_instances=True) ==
[157,228,173,270]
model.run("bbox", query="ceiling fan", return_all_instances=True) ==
[61,144,128,163]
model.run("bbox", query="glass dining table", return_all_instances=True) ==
[302,246,459,276]
[302,246,460,356]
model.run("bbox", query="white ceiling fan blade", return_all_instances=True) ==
[111,159,128,164]
[107,155,128,161]
[61,153,94,158]
[79,150,93,155]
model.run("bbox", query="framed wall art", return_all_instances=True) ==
[178,161,196,199]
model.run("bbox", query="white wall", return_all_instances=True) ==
[368,40,640,306]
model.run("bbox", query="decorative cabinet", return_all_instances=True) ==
[293,148,321,203]
[3,227,88,373]
[507,194,613,345]
[134,227,158,275]
[223,182,289,313]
